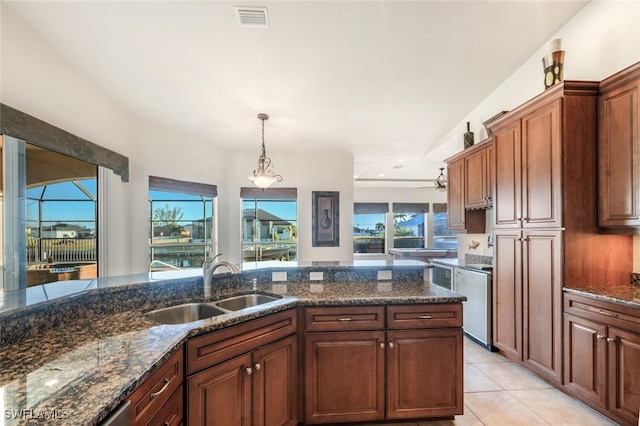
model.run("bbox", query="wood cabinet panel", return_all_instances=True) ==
[387,303,462,329]
[253,335,298,426]
[493,121,522,228]
[304,306,385,332]
[187,352,253,426]
[608,327,640,425]
[522,230,563,382]
[598,62,640,229]
[187,309,296,375]
[464,143,493,209]
[521,99,563,228]
[304,331,386,424]
[447,157,485,233]
[492,230,522,360]
[386,329,463,419]
[564,313,607,409]
[130,347,184,426]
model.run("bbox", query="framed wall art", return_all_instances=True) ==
[312,191,339,247]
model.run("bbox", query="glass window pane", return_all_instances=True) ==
[353,213,385,253]
[393,213,425,248]
[241,197,297,263]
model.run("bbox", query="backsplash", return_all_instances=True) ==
[632,272,639,287]
[464,254,493,265]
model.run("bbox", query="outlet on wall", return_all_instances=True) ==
[272,271,287,282]
[310,271,324,281]
[377,270,392,280]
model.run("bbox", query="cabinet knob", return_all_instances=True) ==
[388,342,395,349]
[596,335,606,340]
[254,363,261,371]
[246,367,253,375]
[379,342,385,348]
[606,337,615,343]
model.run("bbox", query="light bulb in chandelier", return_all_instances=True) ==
[249,113,282,189]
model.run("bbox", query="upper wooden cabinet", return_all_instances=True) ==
[598,62,640,231]
[490,96,564,229]
[464,140,493,209]
[445,139,491,234]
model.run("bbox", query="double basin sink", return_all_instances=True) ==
[145,293,281,325]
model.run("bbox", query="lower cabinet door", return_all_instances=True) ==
[187,352,252,426]
[563,313,607,409]
[386,329,463,419]
[304,331,385,424]
[608,327,640,425]
[253,335,298,426]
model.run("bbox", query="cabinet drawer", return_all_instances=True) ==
[187,309,297,375]
[304,306,385,331]
[130,347,184,425]
[387,304,462,329]
[147,385,183,426]
[564,293,640,334]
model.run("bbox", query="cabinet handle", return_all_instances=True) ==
[598,309,619,318]
[379,342,385,348]
[596,335,606,340]
[607,337,615,343]
[150,378,171,400]
[246,367,253,375]
[388,342,395,349]
[417,314,432,320]
[338,317,353,322]
[254,363,261,371]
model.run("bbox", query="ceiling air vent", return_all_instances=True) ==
[235,7,269,28]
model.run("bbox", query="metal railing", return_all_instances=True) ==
[27,238,97,264]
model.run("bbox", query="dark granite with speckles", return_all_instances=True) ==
[1,263,453,425]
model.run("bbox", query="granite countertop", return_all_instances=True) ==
[564,284,640,309]
[0,278,463,426]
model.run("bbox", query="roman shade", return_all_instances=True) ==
[240,187,297,200]
[392,203,429,213]
[353,203,389,214]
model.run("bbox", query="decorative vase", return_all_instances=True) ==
[463,122,474,149]
[542,38,565,90]
[320,209,332,229]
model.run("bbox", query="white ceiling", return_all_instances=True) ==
[4,0,588,188]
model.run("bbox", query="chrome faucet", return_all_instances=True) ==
[203,253,240,291]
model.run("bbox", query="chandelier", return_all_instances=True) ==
[434,167,447,191]
[249,113,282,189]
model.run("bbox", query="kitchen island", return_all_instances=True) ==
[0,262,464,425]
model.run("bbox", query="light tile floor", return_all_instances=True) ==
[369,337,620,426]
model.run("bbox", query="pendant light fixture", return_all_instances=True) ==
[434,167,447,191]
[249,113,282,189]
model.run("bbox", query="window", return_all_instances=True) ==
[148,176,217,269]
[241,187,297,263]
[3,138,99,289]
[353,203,388,254]
[392,203,429,249]
[433,203,457,249]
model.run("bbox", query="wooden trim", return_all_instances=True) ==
[0,103,129,182]
[149,175,217,197]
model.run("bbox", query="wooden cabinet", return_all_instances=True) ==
[564,293,640,426]
[486,81,634,385]
[598,62,640,230]
[303,304,463,424]
[445,141,490,234]
[186,310,298,426]
[129,347,184,426]
[492,98,562,229]
[464,140,493,209]
[493,229,563,383]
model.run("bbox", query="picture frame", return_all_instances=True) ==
[312,191,339,247]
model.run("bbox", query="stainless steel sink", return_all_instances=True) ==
[145,303,227,324]
[214,294,281,311]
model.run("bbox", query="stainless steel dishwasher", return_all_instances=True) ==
[453,267,493,349]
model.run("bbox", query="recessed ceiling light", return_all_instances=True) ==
[393,165,404,169]
[379,174,385,177]
[235,6,269,28]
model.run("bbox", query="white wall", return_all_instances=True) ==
[0,3,355,274]
[431,0,640,270]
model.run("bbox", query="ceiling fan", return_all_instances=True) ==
[354,168,447,191]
